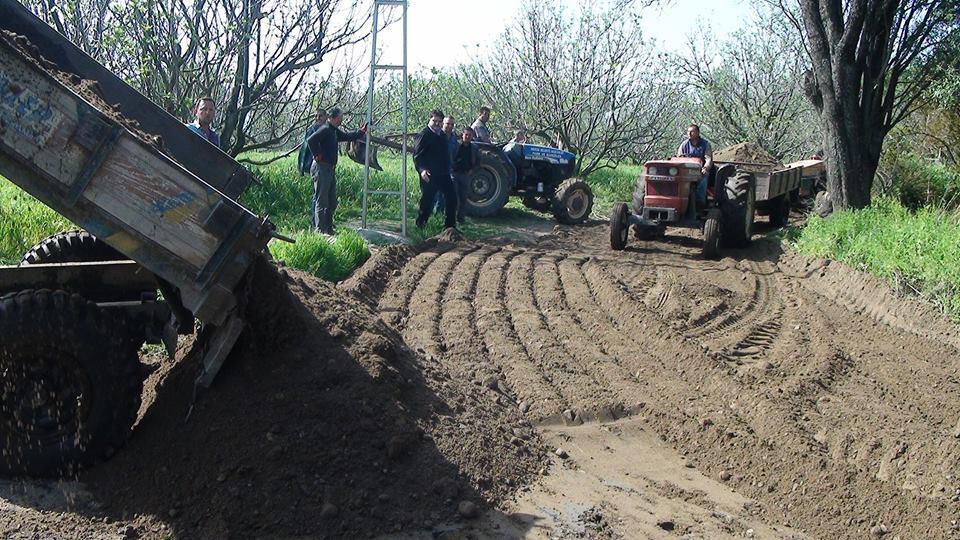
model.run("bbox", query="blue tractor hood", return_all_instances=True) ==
[522,144,575,165]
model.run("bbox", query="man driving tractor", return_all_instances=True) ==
[676,123,713,212]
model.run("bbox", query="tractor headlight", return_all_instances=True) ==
[647,166,658,175]
[668,167,678,176]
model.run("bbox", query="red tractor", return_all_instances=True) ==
[608,157,756,258]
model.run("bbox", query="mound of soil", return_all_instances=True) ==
[81,257,544,538]
[714,142,782,167]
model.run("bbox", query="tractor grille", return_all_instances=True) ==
[646,180,678,197]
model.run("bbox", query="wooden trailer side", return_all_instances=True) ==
[0,39,268,325]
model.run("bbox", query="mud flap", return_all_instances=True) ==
[194,312,245,388]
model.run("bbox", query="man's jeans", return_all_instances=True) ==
[311,162,337,232]
[696,174,708,203]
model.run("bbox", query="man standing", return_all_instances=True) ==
[305,107,366,234]
[452,126,478,224]
[299,108,328,176]
[434,115,458,213]
[414,109,457,229]
[676,123,713,209]
[186,96,220,148]
[471,106,492,143]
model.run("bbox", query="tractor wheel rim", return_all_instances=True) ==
[566,190,588,219]
[469,169,496,205]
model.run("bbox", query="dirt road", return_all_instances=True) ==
[363,223,960,539]
[1,221,958,539]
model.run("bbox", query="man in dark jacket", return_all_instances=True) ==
[305,107,366,233]
[414,109,457,229]
[452,126,478,224]
[298,108,327,176]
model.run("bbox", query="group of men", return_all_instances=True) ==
[184,96,720,232]
[183,96,497,234]
[293,105,494,233]
[412,107,492,229]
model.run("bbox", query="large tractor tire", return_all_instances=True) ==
[0,290,143,477]
[20,230,123,266]
[552,179,594,225]
[463,147,513,217]
[609,202,629,250]
[768,194,790,228]
[702,208,721,259]
[720,172,756,248]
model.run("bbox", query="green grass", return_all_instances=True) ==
[268,229,370,282]
[794,198,960,320]
[0,180,71,265]
[588,163,643,214]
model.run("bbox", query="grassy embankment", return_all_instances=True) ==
[0,153,640,280]
[794,199,960,321]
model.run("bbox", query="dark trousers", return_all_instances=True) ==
[418,176,457,229]
[311,162,336,233]
[453,172,470,221]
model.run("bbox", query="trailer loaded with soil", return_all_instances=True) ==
[610,142,801,258]
[0,0,274,477]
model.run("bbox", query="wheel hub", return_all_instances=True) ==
[470,169,496,204]
[565,190,588,219]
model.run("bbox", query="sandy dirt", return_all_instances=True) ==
[714,143,782,167]
[1,218,959,539]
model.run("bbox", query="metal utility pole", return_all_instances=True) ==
[361,0,409,237]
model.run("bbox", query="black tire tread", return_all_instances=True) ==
[769,194,790,228]
[464,147,513,217]
[702,209,721,259]
[0,289,142,477]
[609,202,628,250]
[552,178,594,225]
[720,172,755,248]
[20,231,123,266]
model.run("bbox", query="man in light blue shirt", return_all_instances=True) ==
[676,123,713,208]
[185,96,220,148]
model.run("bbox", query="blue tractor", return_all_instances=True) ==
[351,137,594,224]
[465,142,594,224]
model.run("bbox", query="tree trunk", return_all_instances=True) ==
[819,105,881,209]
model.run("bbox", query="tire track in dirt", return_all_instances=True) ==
[533,256,638,411]
[505,252,613,418]
[399,245,481,357]
[555,257,662,402]
[684,262,779,354]
[438,245,502,370]
[474,249,565,416]
[378,244,454,324]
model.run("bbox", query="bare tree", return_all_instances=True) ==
[673,9,821,160]
[773,0,960,209]
[22,0,387,156]
[460,0,680,176]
